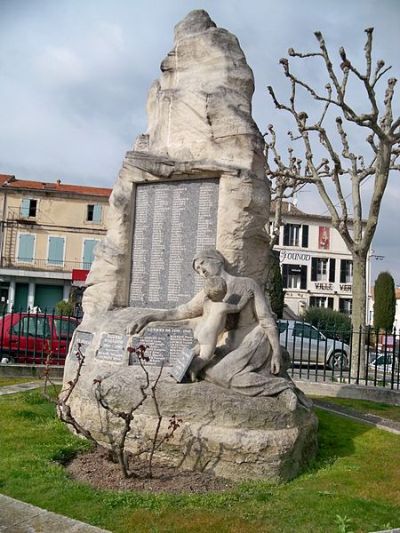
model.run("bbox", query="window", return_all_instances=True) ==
[20,199,37,218]
[311,258,336,282]
[293,323,320,340]
[53,318,78,339]
[47,236,65,266]
[282,224,309,247]
[282,265,307,290]
[82,239,99,269]
[309,296,334,309]
[339,298,352,315]
[87,204,102,223]
[12,316,51,338]
[340,260,353,283]
[17,234,35,263]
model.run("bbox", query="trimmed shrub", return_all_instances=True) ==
[373,271,396,332]
[303,306,352,343]
[265,250,284,319]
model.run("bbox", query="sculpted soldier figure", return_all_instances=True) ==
[127,249,306,410]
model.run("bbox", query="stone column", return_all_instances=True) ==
[7,279,15,312]
[27,282,35,310]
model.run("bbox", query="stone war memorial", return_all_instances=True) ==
[63,9,318,482]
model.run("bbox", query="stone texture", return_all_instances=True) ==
[82,9,269,318]
[64,357,318,482]
[62,10,318,484]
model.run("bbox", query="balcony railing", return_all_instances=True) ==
[0,257,93,272]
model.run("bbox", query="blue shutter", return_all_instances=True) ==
[48,237,65,265]
[20,199,30,217]
[18,234,35,263]
[83,240,97,269]
[93,205,102,223]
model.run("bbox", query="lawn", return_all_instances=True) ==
[0,377,40,387]
[1,390,400,533]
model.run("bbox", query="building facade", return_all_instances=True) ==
[0,174,111,312]
[272,203,361,317]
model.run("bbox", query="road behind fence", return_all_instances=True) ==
[0,312,399,391]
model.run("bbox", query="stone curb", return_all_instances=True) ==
[0,494,111,532]
[313,399,400,435]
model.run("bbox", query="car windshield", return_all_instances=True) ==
[53,318,78,339]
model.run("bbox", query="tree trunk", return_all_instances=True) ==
[351,253,367,382]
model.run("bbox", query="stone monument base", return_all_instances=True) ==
[63,362,318,483]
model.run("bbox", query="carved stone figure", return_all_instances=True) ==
[127,249,307,410]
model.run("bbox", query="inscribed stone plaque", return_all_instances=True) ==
[69,331,93,359]
[129,327,194,367]
[96,333,129,363]
[129,179,219,308]
[169,347,195,382]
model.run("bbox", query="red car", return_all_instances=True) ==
[0,312,79,365]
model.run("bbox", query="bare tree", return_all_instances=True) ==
[266,28,400,379]
[264,129,305,249]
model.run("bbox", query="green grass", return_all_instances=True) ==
[1,390,400,532]
[0,377,40,387]
[314,395,400,423]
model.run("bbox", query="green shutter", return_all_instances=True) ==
[93,205,102,223]
[48,237,65,265]
[83,239,97,269]
[18,234,35,263]
[20,199,30,217]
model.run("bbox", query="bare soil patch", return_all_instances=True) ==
[66,447,235,494]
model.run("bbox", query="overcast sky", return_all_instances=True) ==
[0,0,399,285]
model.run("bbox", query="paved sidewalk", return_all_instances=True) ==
[0,494,111,532]
[313,398,400,435]
[0,382,43,396]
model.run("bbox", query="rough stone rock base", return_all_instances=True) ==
[64,364,318,483]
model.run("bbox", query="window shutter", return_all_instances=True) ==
[282,264,288,288]
[48,237,65,265]
[300,265,307,290]
[311,258,317,281]
[18,234,35,262]
[329,258,336,283]
[20,199,30,217]
[340,260,346,283]
[302,225,309,248]
[93,205,102,223]
[328,297,334,309]
[283,225,290,246]
[83,240,98,269]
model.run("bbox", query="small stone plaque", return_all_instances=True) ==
[96,333,129,363]
[169,347,195,382]
[69,331,93,359]
[129,327,194,367]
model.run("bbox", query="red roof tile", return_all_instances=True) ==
[0,174,111,198]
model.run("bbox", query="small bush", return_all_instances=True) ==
[55,300,74,316]
[303,307,351,343]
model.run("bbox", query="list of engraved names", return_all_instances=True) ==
[129,179,219,308]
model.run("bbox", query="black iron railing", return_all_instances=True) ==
[0,308,80,366]
[278,319,400,390]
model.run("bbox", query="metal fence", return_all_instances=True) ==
[0,308,79,366]
[279,319,400,390]
[1,311,399,391]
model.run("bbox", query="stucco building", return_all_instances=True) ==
[272,203,362,317]
[0,174,111,312]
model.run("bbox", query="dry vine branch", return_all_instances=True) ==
[266,27,400,380]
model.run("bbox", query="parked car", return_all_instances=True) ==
[278,320,351,370]
[369,353,398,375]
[0,312,79,364]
